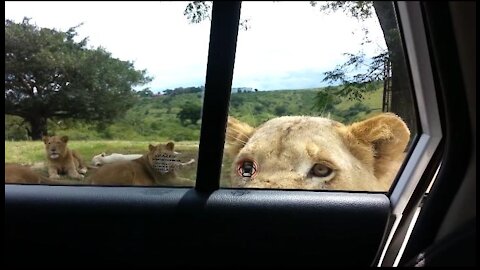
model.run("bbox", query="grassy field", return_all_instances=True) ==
[5,140,204,183]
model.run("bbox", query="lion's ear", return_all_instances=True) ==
[42,136,50,144]
[166,142,175,151]
[148,144,155,152]
[101,152,106,157]
[346,113,411,179]
[61,136,69,143]
[225,116,255,157]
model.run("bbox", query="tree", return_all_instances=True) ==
[5,18,152,140]
[184,1,250,30]
[312,87,341,115]
[311,1,417,136]
[274,105,288,116]
[177,102,202,125]
[137,89,154,98]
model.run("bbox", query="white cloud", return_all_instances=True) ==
[5,1,387,92]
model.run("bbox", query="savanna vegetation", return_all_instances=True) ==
[5,84,383,142]
[5,84,383,186]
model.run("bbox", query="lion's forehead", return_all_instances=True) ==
[262,116,339,126]
[151,151,176,159]
[46,136,65,143]
[237,116,355,168]
[248,117,345,148]
[46,139,66,147]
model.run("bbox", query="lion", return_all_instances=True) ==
[5,163,46,184]
[43,135,88,180]
[5,163,89,185]
[225,112,411,191]
[88,142,195,186]
[91,153,144,167]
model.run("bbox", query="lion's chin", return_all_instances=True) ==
[50,154,60,159]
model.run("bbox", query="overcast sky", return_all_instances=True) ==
[5,1,387,92]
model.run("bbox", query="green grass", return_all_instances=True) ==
[334,87,383,111]
[5,140,196,164]
[5,140,202,181]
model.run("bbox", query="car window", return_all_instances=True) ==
[221,1,417,191]
[5,1,417,192]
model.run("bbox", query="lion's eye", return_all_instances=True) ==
[311,163,333,178]
[236,160,258,178]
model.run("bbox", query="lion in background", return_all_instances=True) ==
[91,153,143,167]
[225,112,410,191]
[5,163,90,185]
[88,142,195,186]
[5,163,47,184]
[43,135,88,180]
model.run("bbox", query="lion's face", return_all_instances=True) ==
[91,153,106,166]
[43,136,69,160]
[226,113,410,191]
[147,142,179,174]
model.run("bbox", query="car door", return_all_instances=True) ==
[5,1,475,268]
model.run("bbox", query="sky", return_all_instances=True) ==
[5,1,387,92]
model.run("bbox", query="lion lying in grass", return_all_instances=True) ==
[5,163,88,185]
[91,153,143,167]
[43,135,88,180]
[88,142,195,186]
[225,113,410,191]
[5,163,47,184]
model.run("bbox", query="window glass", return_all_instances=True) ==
[221,1,417,191]
[5,1,211,186]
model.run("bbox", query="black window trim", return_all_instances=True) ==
[195,1,241,192]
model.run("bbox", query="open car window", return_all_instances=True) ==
[220,1,418,192]
[6,1,418,193]
[5,1,213,186]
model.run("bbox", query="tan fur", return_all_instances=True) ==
[43,135,87,180]
[88,142,194,186]
[5,163,45,184]
[225,113,410,191]
[5,163,90,185]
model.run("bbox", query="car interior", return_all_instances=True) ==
[4,1,475,268]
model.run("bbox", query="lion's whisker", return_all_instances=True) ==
[226,126,251,141]
[225,133,248,145]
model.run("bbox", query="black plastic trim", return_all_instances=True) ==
[5,185,390,267]
[196,1,241,192]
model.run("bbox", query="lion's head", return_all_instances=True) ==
[43,135,69,160]
[91,153,107,167]
[225,113,410,191]
[146,142,179,174]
